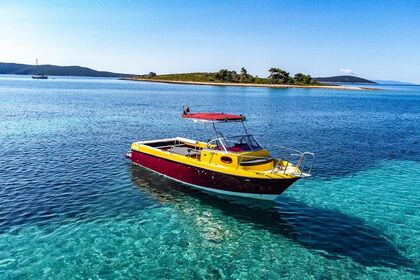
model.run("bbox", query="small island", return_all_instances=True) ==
[127,68,376,90]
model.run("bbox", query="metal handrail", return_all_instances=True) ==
[236,147,315,177]
[204,137,228,153]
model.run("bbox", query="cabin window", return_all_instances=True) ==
[221,156,233,164]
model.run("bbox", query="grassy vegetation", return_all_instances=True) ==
[145,72,216,82]
[134,67,320,86]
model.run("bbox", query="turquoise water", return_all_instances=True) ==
[0,75,419,279]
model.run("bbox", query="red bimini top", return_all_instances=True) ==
[182,112,246,122]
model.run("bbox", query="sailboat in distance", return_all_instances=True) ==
[32,58,48,79]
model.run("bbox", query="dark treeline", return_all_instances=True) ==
[213,67,318,85]
[137,67,319,85]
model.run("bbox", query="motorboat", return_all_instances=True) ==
[32,74,48,79]
[127,111,314,200]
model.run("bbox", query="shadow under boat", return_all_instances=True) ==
[131,164,416,273]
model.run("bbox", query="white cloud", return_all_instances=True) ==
[340,68,354,75]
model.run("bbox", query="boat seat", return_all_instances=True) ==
[168,146,199,157]
[240,158,273,166]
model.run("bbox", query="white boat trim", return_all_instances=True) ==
[137,137,198,145]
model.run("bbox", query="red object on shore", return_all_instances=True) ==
[182,112,246,122]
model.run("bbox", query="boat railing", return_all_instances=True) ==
[274,146,315,177]
[236,146,315,177]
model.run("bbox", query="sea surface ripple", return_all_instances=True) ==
[0,76,419,279]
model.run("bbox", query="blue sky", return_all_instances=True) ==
[1,0,419,82]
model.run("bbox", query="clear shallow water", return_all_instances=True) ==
[0,75,419,279]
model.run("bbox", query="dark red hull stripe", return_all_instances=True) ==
[130,150,298,195]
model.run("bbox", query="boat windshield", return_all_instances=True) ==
[206,134,261,152]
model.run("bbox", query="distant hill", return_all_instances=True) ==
[374,80,415,85]
[0,62,132,77]
[314,75,376,84]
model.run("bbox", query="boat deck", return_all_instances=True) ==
[141,138,203,159]
[167,146,200,157]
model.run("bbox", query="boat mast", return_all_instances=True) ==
[33,58,38,75]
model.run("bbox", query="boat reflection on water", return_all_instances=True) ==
[130,164,415,271]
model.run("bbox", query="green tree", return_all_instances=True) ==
[294,73,304,83]
[240,67,251,82]
[227,71,240,82]
[294,73,316,84]
[215,69,228,82]
[215,69,241,82]
[268,68,291,84]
